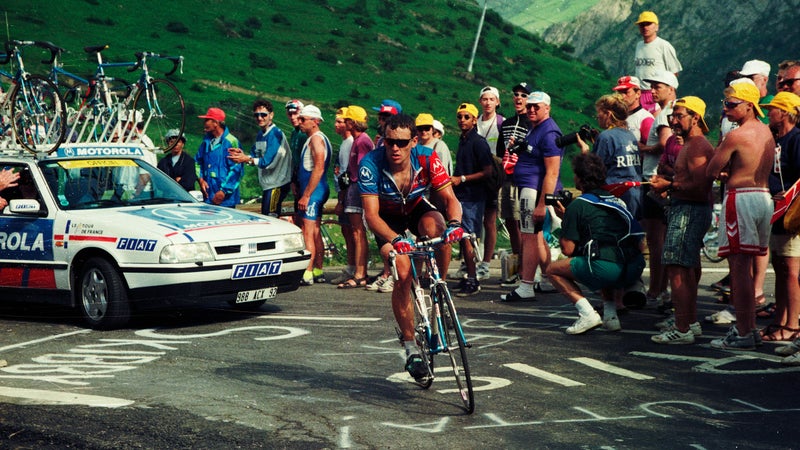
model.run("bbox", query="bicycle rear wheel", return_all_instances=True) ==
[11,74,67,154]
[132,78,185,152]
[435,283,474,414]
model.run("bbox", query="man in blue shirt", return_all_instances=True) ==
[195,107,243,207]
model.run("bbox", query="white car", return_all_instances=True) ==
[0,143,309,329]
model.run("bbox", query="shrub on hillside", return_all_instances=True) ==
[86,16,115,26]
[249,53,277,69]
[316,52,337,64]
[245,17,262,30]
[272,14,291,26]
[165,21,189,34]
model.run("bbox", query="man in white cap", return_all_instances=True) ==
[296,104,332,285]
[476,86,504,282]
[706,82,775,350]
[633,11,682,115]
[740,59,773,125]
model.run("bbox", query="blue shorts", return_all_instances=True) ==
[300,193,329,221]
[460,200,485,235]
[261,183,291,217]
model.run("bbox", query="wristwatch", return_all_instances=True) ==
[460,175,467,184]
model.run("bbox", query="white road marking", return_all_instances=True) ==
[570,357,655,380]
[503,363,585,386]
[257,315,381,321]
[0,386,133,407]
[0,330,91,352]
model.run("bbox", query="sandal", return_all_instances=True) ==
[760,323,783,340]
[337,277,367,289]
[762,326,800,342]
[756,302,776,318]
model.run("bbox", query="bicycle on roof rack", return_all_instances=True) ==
[0,39,66,154]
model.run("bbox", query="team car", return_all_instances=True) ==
[0,143,309,329]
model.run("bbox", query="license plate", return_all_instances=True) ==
[235,286,278,303]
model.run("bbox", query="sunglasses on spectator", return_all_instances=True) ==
[722,100,744,109]
[253,112,270,118]
[456,114,473,120]
[667,113,689,121]
[779,78,800,88]
[385,138,412,148]
[526,103,543,111]
[513,92,529,98]
[417,125,432,132]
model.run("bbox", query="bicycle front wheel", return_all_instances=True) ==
[132,78,185,152]
[11,74,67,154]
[435,283,474,414]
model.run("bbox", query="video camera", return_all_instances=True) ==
[544,189,573,207]
[555,124,599,148]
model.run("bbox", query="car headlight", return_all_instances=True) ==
[281,233,305,252]
[160,242,214,263]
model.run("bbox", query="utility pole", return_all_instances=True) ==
[467,0,488,73]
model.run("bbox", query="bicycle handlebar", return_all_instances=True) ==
[130,51,184,75]
[390,233,475,255]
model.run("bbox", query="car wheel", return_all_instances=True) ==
[79,257,130,330]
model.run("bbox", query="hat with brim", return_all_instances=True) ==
[760,92,800,114]
[343,105,367,123]
[674,96,709,133]
[299,104,324,121]
[636,11,658,25]
[613,75,641,91]
[415,113,434,127]
[643,71,678,89]
[728,83,764,118]
[456,103,479,118]
[198,107,225,122]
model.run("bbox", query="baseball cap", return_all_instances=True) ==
[335,107,348,119]
[456,102,479,118]
[728,82,764,117]
[415,113,434,127]
[527,91,551,106]
[198,107,225,122]
[432,120,445,137]
[760,91,800,114]
[299,104,324,121]
[674,96,709,133]
[740,59,771,77]
[613,75,641,91]
[512,82,532,94]
[164,128,185,142]
[285,99,304,112]
[373,99,402,115]
[480,86,500,100]
[343,105,367,123]
[636,11,658,25]
[643,70,679,89]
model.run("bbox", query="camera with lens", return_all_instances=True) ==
[544,189,573,207]
[507,139,528,155]
[555,124,598,148]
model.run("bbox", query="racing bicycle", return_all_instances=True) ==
[0,40,66,153]
[388,234,475,414]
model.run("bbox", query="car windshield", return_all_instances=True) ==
[39,158,197,210]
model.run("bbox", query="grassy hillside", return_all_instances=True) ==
[495,0,600,34]
[2,0,613,198]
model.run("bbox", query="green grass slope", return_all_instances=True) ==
[2,0,612,198]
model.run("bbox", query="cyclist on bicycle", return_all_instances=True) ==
[359,113,464,381]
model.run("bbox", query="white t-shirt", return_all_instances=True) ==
[644,100,674,177]
[634,37,682,90]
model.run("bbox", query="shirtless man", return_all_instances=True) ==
[649,97,715,344]
[706,82,776,350]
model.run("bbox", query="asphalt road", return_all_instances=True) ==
[0,260,798,449]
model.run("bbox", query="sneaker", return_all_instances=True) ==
[500,274,520,287]
[710,326,755,350]
[782,352,800,366]
[499,290,535,302]
[366,275,388,291]
[405,354,430,381]
[775,340,800,356]
[603,316,621,332]
[566,311,602,335]
[377,276,395,293]
[705,307,736,324]
[534,281,557,294]
[477,262,491,281]
[457,278,481,297]
[651,328,695,345]
[659,320,703,337]
[455,262,468,279]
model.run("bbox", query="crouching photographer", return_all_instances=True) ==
[546,153,646,335]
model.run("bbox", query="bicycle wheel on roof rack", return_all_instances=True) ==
[11,74,67,154]
[131,78,185,152]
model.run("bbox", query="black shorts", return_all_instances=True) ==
[375,198,439,248]
[642,184,666,220]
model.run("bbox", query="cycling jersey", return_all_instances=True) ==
[358,144,451,216]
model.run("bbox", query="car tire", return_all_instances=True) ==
[78,257,130,330]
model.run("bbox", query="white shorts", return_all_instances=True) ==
[518,187,543,234]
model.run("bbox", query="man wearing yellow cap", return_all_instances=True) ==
[761,92,800,348]
[649,96,716,344]
[451,102,494,296]
[633,11,682,115]
[706,82,776,350]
